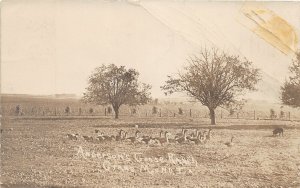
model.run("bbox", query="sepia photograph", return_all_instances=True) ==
[1,0,300,187]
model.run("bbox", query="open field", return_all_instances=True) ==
[1,116,300,187]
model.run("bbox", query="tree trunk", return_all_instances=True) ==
[114,109,119,119]
[113,106,119,119]
[209,108,216,125]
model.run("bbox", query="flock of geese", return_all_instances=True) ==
[65,128,234,146]
[66,127,289,147]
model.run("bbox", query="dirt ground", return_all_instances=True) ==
[1,117,300,187]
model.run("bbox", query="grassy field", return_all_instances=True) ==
[1,116,300,187]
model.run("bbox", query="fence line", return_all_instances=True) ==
[2,104,299,121]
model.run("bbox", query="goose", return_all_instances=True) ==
[188,132,202,145]
[122,131,128,141]
[139,131,154,144]
[200,130,207,141]
[96,132,105,142]
[155,131,171,145]
[187,131,200,143]
[168,133,177,144]
[159,130,164,138]
[175,128,185,139]
[96,132,114,142]
[126,130,141,143]
[176,129,188,144]
[198,130,208,143]
[67,133,79,140]
[97,136,105,142]
[187,129,199,140]
[141,134,151,139]
[102,134,116,142]
[115,129,124,141]
[225,136,234,147]
[197,130,202,139]
[190,129,199,138]
[141,135,155,144]
[83,135,93,142]
[152,130,164,140]
[206,129,212,140]
[151,130,165,144]
[107,135,116,141]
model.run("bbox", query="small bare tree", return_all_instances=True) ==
[83,64,152,119]
[162,48,260,125]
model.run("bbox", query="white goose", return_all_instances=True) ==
[176,129,188,144]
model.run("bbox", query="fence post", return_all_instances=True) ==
[221,110,223,119]
[254,110,256,120]
[146,112,147,117]
[79,108,82,116]
[190,109,192,117]
[174,113,176,117]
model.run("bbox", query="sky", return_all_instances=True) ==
[1,0,300,102]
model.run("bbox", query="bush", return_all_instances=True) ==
[89,108,94,114]
[152,106,158,114]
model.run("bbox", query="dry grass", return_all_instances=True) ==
[1,117,300,187]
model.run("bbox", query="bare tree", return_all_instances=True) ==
[83,64,151,119]
[281,52,300,107]
[161,48,260,125]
